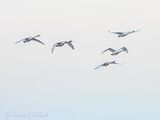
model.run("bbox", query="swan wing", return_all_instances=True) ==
[101,48,115,54]
[67,42,74,49]
[14,38,25,44]
[51,44,57,53]
[32,38,45,45]
[108,31,123,35]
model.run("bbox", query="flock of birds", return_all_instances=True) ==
[14,29,140,70]
[94,29,140,69]
[14,35,74,52]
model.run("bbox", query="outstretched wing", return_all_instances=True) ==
[101,48,116,54]
[94,64,102,70]
[133,29,141,33]
[33,35,41,38]
[14,39,25,44]
[32,38,45,45]
[112,62,124,65]
[51,44,56,53]
[108,31,124,35]
[118,47,128,53]
[94,62,108,70]
[127,29,141,34]
[67,42,74,49]
[95,61,122,68]
[134,29,141,33]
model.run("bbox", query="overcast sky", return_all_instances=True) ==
[0,0,160,120]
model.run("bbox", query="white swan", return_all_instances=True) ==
[51,40,74,53]
[102,47,128,55]
[108,29,140,37]
[94,61,123,69]
[15,35,45,45]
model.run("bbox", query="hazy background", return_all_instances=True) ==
[0,0,160,120]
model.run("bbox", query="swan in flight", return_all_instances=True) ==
[101,47,128,55]
[51,40,74,53]
[108,29,140,37]
[94,61,123,69]
[15,35,45,45]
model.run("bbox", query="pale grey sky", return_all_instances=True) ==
[0,0,160,120]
